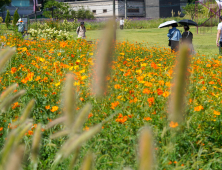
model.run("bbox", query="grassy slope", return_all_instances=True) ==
[83,27,218,56]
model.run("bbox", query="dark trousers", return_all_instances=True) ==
[120,25,123,30]
[219,41,222,54]
[171,40,179,52]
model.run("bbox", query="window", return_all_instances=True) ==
[127,9,139,13]
[92,10,96,14]
[103,9,107,13]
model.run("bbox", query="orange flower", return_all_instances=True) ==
[147,97,154,106]
[0,127,3,131]
[143,117,152,121]
[213,110,220,115]
[83,126,89,131]
[143,88,150,94]
[51,106,59,112]
[28,130,33,135]
[194,105,204,111]
[163,91,169,98]
[88,113,93,118]
[169,121,178,128]
[157,88,163,95]
[11,102,20,109]
[11,67,17,74]
[80,97,84,101]
[111,101,120,110]
[114,84,121,89]
[45,105,50,110]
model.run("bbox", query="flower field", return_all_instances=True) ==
[1,34,222,169]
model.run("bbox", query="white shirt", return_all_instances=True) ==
[120,19,124,25]
[217,22,222,40]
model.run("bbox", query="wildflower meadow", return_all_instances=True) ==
[1,21,222,169]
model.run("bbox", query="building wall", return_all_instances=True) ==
[66,0,145,18]
[159,0,181,18]
[145,0,160,18]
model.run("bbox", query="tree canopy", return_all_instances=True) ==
[0,0,11,9]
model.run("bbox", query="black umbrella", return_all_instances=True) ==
[178,19,198,26]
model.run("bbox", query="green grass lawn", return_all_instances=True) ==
[1,22,219,56]
[81,27,219,56]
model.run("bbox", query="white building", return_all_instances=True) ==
[66,0,145,18]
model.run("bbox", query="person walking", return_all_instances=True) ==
[16,18,25,37]
[167,23,182,52]
[182,25,195,54]
[76,22,86,39]
[216,16,222,54]
[120,18,124,30]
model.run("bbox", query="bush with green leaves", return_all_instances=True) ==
[13,9,20,28]
[5,10,10,28]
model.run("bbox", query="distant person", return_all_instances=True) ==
[216,16,222,54]
[76,22,86,39]
[120,18,124,30]
[182,25,195,54]
[16,18,25,37]
[167,23,182,52]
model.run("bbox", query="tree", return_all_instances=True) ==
[43,0,72,19]
[5,10,10,28]
[0,0,11,9]
[13,9,20,27]
[182,4,203,20]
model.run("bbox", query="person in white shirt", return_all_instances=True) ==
[76,22,86,39]
[120,18,124,30]
[216,16,222,54]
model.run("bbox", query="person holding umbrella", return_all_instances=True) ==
[181,25,195,54]
[167,23,182,52]
[216,16,222,54]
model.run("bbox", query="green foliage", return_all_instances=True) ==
[12,9,20,28]
[0,0,11,9]
[43,0,94,20]
[5,10,10,28]
[0,17,3,24]
[183,4,204,20]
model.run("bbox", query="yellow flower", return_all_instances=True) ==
[51,106,59,112]
[55,82,60,87]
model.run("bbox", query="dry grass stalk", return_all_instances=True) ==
[20,99,35,123]
[139,127,154,170]
[0,47,15,72]
[68,148,80,170]
[56,124,102,160]
[71,103,91,134]
[31,123,42,164]
[92,19,116,97]
[0,83,17,102]
[5,145,25,170]
[50,130,69,139]
[0,90,26,112]
[46,116,66,130]
[63,74,76,128]
[80,152,94,170]
[168,45,190,123]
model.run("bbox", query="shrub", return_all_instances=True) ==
[5,10,10,28]
[13,9,20,28]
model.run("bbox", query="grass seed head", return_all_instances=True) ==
[139,126,154,170]
[93,19,116,97]
[169,45,190,123]
[80,152,94,170]
[0,83,17,102]
[0,47,15,73]
[20,99,35,124]
[5,145,25,170]
[63,74,76,128]
[31,123,42,163]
